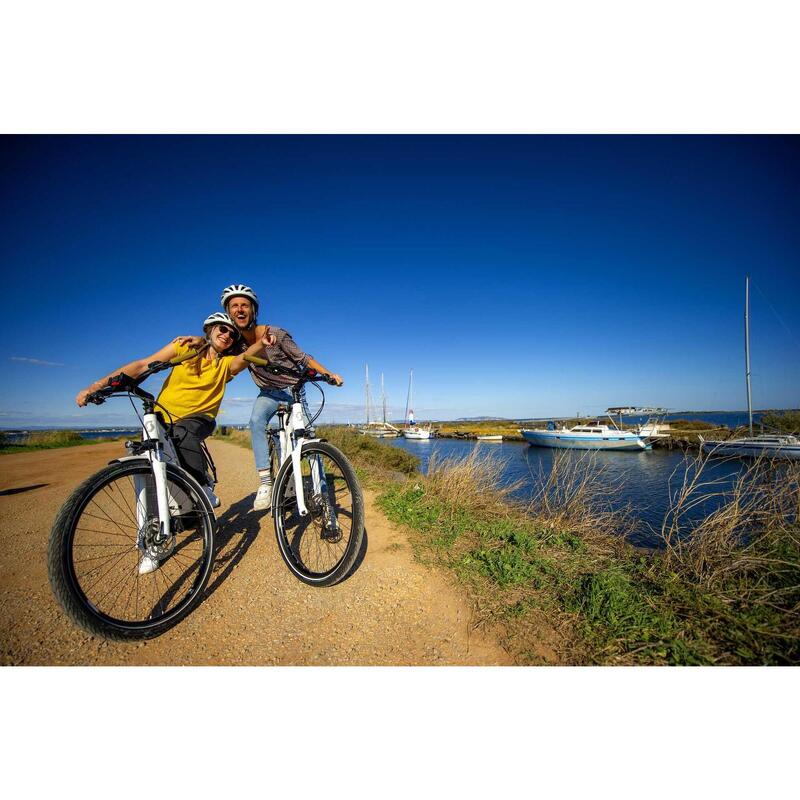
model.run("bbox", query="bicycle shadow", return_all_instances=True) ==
[339,523,369,583]
[202,493,271,600]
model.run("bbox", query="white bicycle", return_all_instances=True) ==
[48,351,221,640]
[244,354,365,587]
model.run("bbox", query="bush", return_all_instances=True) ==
[761,410,800,434]
[23,430,84,446]
[318,426,419,476]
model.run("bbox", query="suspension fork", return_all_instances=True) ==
[142,412,172,543]
[286,399,338,529]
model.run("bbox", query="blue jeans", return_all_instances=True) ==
[249,386,311,472]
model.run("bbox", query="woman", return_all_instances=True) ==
[76,312,272,501]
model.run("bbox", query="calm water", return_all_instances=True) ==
[386,437,752,548]
[1,429,139,443]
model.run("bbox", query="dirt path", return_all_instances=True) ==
[0,440,511,665]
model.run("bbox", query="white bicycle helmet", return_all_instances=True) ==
[220,284,259,312]
[203,312,240,337]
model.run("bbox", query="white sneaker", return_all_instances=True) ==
[203,485,221,509]
[138,554,160,575]
[253,483,272,510]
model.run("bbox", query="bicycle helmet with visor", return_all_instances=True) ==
[220,284,259,312]
[203,312,240,338]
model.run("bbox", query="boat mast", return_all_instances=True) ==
[381,373,387,424]
[365,364,371,425]
[404,369,413,426]
[745,275,753,437]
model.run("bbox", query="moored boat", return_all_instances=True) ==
[700,277,799,461]
[360,366,401,437]
[403,426,434,440]
[700,434,800,460]
[521,423,650,451]
[402,369,436,439]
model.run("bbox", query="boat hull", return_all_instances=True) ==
[700,441,800,460]
[403,429,433,440]
[521,429,649,451]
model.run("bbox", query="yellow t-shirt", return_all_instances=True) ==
[156,343,235,422]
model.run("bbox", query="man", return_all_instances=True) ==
[184,284,343,510]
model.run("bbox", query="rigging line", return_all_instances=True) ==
[752,278,800,353]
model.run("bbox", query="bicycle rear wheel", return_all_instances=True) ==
[48,461,215,641]
[273,441,364,586]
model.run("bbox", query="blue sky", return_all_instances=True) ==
[1,135,798,428]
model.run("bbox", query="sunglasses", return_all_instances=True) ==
[215,325,236,336]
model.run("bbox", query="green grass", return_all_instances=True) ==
[0,430,124,455]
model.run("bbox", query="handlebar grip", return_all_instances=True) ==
[244,354,270,367]
[87,386,113,405]
[169,349,200,366]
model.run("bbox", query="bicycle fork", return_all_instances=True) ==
[282,403,338,530]
[132,413,174,546]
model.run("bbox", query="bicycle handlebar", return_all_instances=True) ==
[243,354,338,385]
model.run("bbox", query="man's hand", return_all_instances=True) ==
[328,374,343,387]
[261,326,276,347]
[174,335,205,348]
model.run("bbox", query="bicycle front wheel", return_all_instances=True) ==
[48,461,216,641]
[273,441,364,586]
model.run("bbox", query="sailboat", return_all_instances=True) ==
[402,369,435,440]
[359,365,401,438]
[699,276,800,460]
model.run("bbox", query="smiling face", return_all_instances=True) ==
[208,323,237,354]
[226,296,255,331]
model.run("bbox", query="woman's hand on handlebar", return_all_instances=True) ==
[327,373,343,387]
[76,388,92,407]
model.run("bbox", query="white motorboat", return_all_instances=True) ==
[521,423,650,451]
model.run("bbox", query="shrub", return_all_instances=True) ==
[23,430,84,446]
[761,410,800,434]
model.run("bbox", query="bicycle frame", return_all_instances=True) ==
[271,393,327,518]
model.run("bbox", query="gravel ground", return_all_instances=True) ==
[0,440,510,666]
